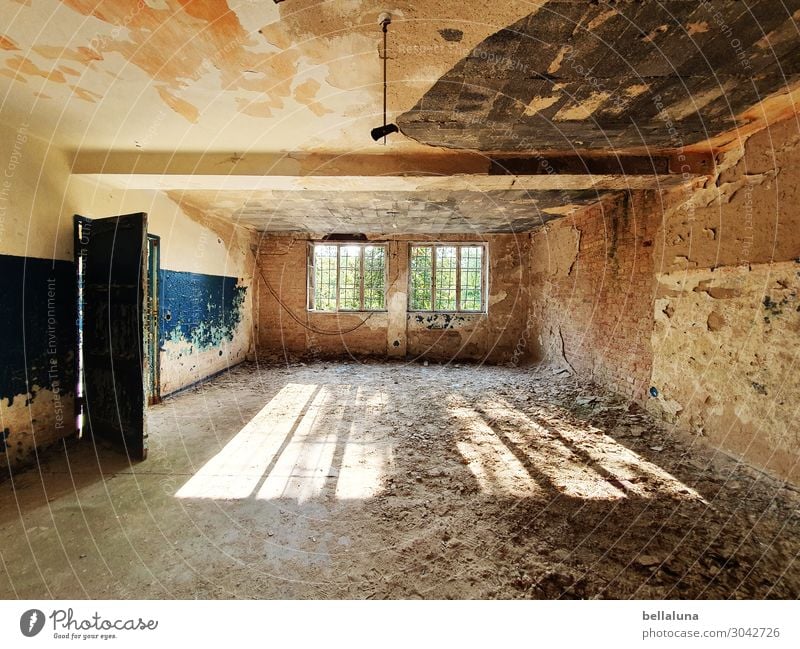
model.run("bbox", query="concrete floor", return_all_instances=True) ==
[1,361,798,599]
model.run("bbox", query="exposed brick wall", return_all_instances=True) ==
[255,236,388,360]
[529,191,660,401]
[255,233,530,364]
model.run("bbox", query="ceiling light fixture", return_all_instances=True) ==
[371,12,399,143]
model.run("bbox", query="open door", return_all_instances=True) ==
[75,213,149,461]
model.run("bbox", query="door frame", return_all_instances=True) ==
[145,234,161,405]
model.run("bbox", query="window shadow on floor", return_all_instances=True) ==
[170,378,702,508]
[2,362,799,599]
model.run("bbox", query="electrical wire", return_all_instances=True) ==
[256,265,375,336]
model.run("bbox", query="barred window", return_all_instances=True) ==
[307,243,387,311]
[408,243,486,312]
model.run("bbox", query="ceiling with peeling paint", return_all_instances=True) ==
[0,0,536,153]
[1,0,798,233]
[87,171,688,233]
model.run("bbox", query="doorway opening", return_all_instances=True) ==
[145,234,161,405]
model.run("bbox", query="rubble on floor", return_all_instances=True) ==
[1,361,798,599]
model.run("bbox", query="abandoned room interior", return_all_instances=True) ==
[0,0,799,601]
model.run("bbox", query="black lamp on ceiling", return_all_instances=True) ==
[371,124,399,140]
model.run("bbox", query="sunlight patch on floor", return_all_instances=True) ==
[176,383,391,502]
[256,385,334,502]
[176,383,318,499]
[450,404,540,497]
[335,387,392,500]
[495,399,704,501]
[478,401,626,500]
[483,399,703,501]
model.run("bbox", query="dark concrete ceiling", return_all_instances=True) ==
[167,188,619,234]
[399,0,800,152]
[98,165,691,234]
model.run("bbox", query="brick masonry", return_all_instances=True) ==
[255,233,531,364]
[254,122,800,486]
[529,191,660,402]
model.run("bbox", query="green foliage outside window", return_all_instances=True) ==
[410,246,433,310]
[311,243,386,311]
[409,244,484,312]
[363,246,386,310]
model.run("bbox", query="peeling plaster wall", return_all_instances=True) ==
[0,255,74,470]
[526,116,800,483]
[648,117,800,483]
[255,234,530,364]
[528,191,660,401]
[1,134,256,470]
[66,177,256,397]
[0,123,77,470]
[651,264,800,482]
[159,270,250,395]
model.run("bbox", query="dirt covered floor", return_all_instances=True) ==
[1,361,798,599]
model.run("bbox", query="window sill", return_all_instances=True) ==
[307,310,388,315]
[407,311,487,316]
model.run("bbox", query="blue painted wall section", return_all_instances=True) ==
[159,269,247,351]
[0,253,75,452]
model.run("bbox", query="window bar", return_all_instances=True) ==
[408,245,415,310]
[431,244,437,312]
[455,244,462,312]
[385,245,389,308]
[307,243,314,310]
[410,245,415,310]
[482,244,487,311]
[359,245,365,311]
[381,245,387,309]
[335,244,341,312]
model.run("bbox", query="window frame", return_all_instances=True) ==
[306,241,388,313]
[407,242,488,314]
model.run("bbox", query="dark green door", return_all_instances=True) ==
[75,213,149,461]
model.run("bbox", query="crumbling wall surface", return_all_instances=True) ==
[67,178,256,396]
[255,234,530,364]
[658,118,800,274]
[529,191,660,400]
[158,268,251,396]
[650,116,800,482]
[154,212,254,396]
[652,264,800,481]
[0,255,75,470]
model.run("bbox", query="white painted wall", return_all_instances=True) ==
[66,175,256,396]
[0,122,75,261]
[1,124,255,469]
